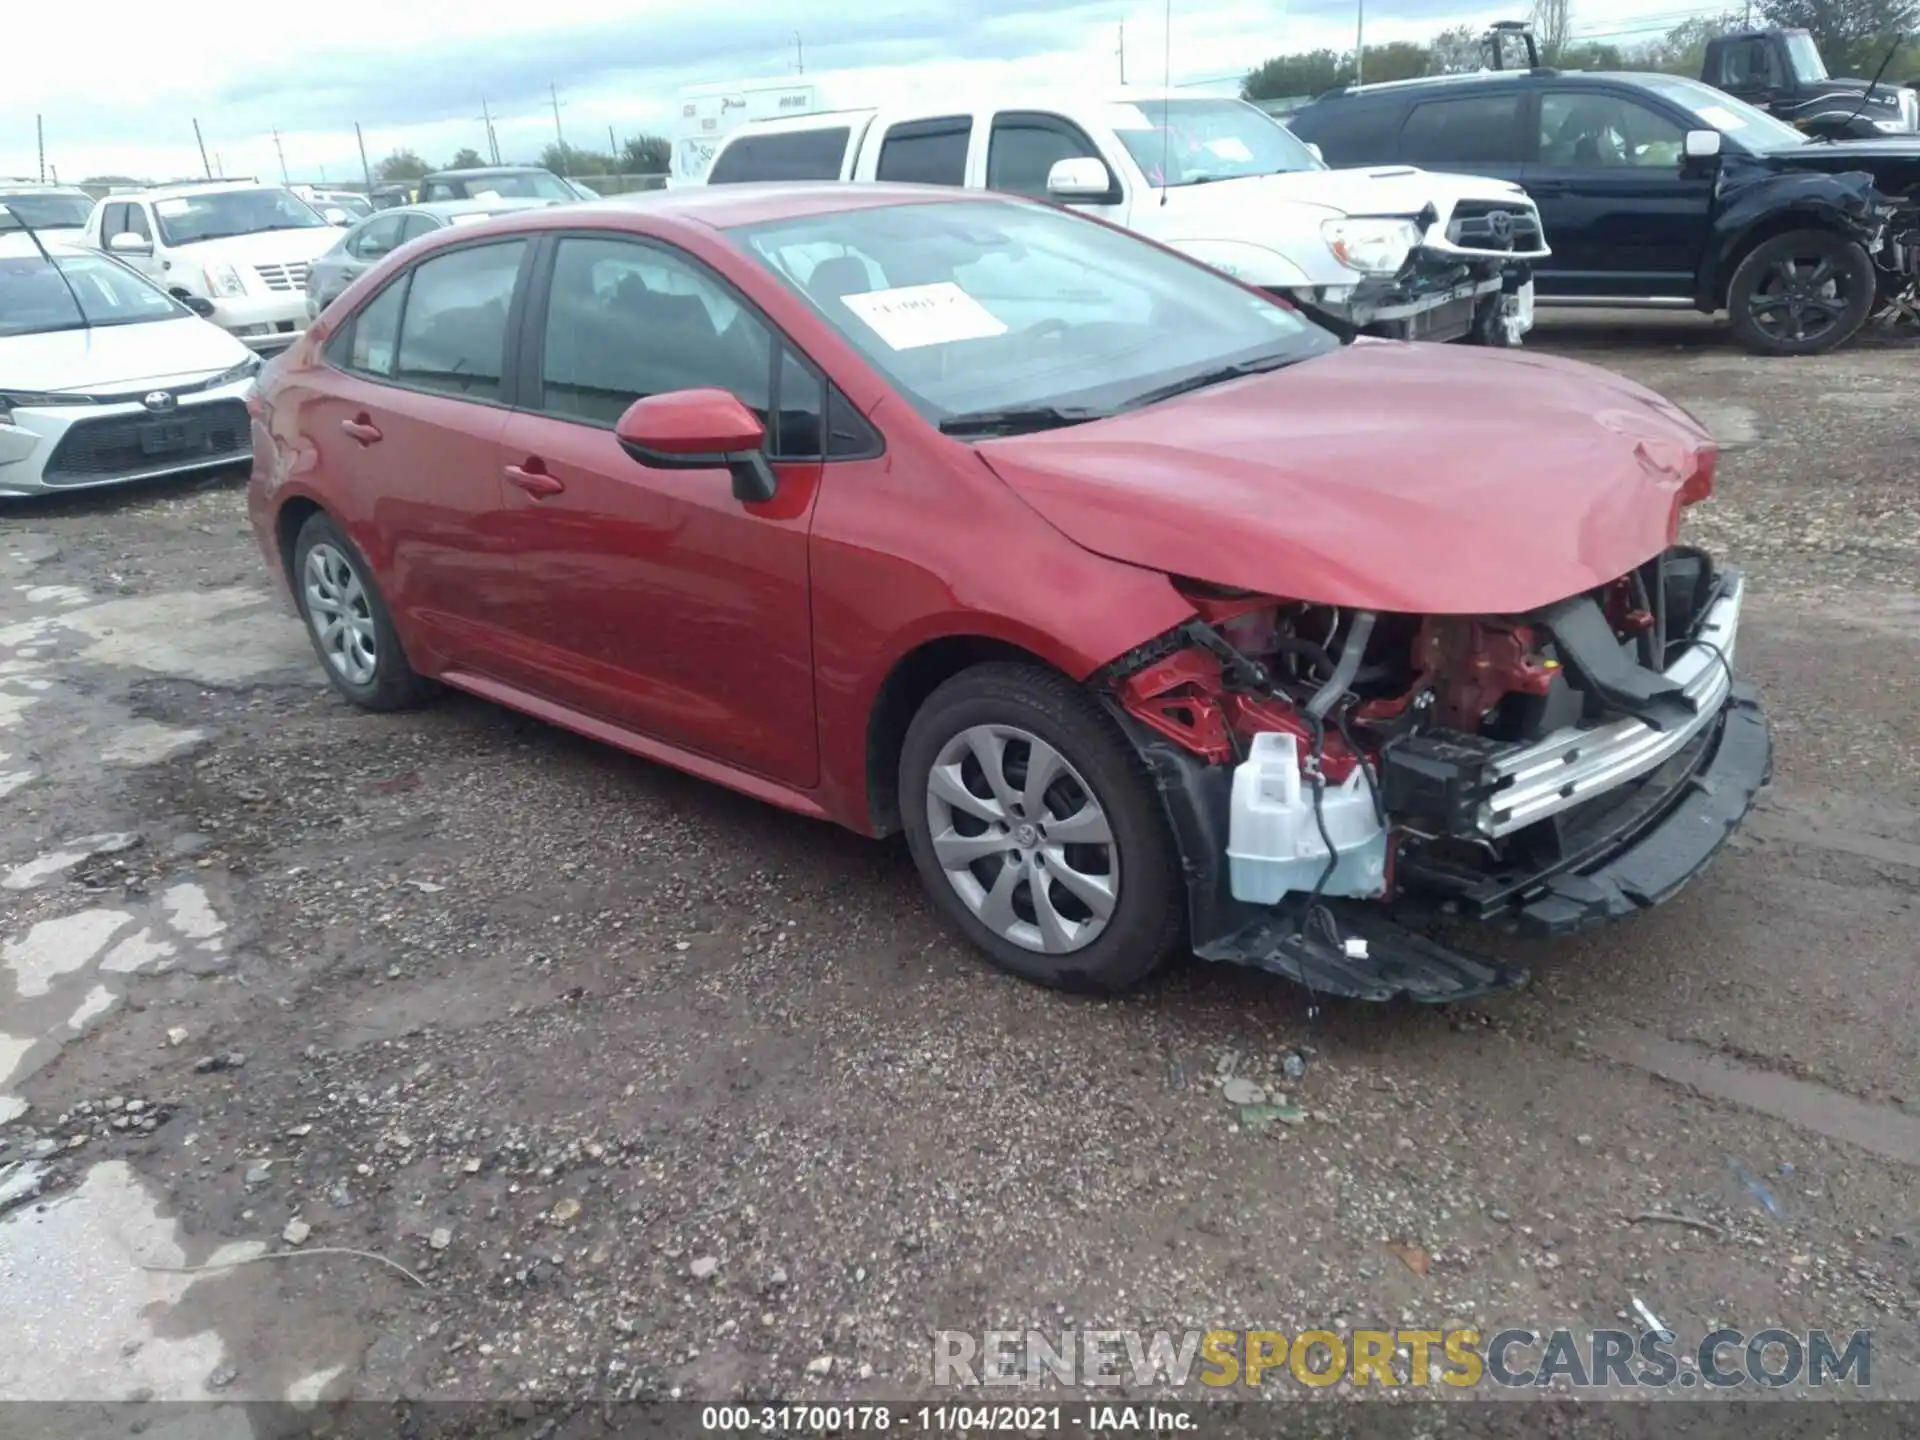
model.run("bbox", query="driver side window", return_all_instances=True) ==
[1539,92,1685,168]
[986,114,1109,199]
[347,214,404,260]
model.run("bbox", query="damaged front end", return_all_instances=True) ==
[1303,199,1551,344]
[1100,546,1771,1004]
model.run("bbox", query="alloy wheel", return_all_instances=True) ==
[924,724,1119,955]
[303,542,378,686]
[1746,254,1851,347]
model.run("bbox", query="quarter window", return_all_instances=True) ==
[874,118,970,186]
[1400,95,1525,164]
[392,240,525,400]
[398,213,439,244]
[1539,92,1686,167]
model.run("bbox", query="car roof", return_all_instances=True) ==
[397,182,1000,247]
[0,231,103,259]
[1326,67,1680,103]
[109,179,281,198]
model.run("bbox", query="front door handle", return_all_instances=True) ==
[504,462,564,497]
[341,416,382,445]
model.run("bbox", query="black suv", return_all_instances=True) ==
[1288,69,1920,354]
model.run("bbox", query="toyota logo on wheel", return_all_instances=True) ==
[143,391,177,414]
[1485,210,1515,242]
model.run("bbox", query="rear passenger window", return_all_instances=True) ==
[709,128,852,183]
[398,214,438,244]
[875,118,970,186]
[393,241,525,401]
[331,276,407,377]
[1400,95,1526,165]
[1290,103,1408,165]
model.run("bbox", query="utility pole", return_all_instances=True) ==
[608,124,620,171]
[1118,22,1126,84]
[793,31,804,73]
[193,118,213,178]
[478,100,500,164]
[355,121,373,191]
[549,82,568,174]
[36,113,45,182]
[272,129,289,183]
[1354,0,1365,86]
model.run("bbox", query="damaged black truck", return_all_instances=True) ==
[1287,53,1920,353]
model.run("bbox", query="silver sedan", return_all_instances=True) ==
[304,198,557,316]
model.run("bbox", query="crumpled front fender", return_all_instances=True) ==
[1702,161,1888,306]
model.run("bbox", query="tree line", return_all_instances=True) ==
[1244,0,1918,102]
[373,134,672,183]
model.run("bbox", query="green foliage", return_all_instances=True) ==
[375,149,430,182]
[446,147,487,170]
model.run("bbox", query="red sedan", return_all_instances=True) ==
[247,183,1769,1002]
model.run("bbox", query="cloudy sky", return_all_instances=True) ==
[4,0,1722,184]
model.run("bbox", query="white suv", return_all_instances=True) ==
[83,182,344,351]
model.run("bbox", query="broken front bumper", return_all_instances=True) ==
[1117,574,1770,1004]
[1309,255,1536,342]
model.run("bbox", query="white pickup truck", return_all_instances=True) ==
[695,89,1551,344]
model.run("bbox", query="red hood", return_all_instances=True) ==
[975,342,1714,616]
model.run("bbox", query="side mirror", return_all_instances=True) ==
[615,389,776,504]
[108,231,152,255]
[324,207,349,225]
[1046,157,1118,202]
[181,295,217,318]
[1305,142,1325,164]
[1684,129,1723,159]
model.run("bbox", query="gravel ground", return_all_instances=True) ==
[1,313,1915,1432]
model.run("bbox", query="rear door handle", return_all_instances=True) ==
[340,416,382,445]
[504,462,564,497]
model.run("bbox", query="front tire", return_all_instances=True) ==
[291,511,435,712]
[1726,229,1875,356]
[899,663,1186,994]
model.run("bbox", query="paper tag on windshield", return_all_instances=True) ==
[1108,103,1156,131]
[841,282,1007,350]
[155,199,192,216]
[1205,136,1253,162]
[1694,105,1742,129]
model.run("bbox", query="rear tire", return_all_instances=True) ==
[291,511,436,712]
[899,663,1186,994]
[1726,228,1875,356]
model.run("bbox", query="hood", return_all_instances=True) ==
[170,227,342,267]
[974,342,1714,616]
[1162,165,1530,225]
[2,316,253,395]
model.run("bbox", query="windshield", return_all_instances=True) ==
[440,171,578,202]
[1107,98,1326,187]
[0,191,92,229]
[1784,32,1828,83]
[1636,74,1809,150]
[729,199,1336,429]
[153,187,330,245]
[0,248,184,337]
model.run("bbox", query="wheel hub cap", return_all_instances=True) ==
[303,542,378,687]
[924,724,1119,956]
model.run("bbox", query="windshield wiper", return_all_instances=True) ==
[937,404,1106,438]
[1118,352,1304,412]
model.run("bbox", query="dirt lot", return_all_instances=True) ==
[1,315,1916,1427]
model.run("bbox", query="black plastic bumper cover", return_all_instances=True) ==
[1503,680,1772,935]
[1117,679,1770,1004]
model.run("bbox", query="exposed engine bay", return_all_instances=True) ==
[1099,542,1773,1003]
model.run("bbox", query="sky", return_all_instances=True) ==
[2,0,1730,185]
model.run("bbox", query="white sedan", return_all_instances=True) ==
[0,219,261,498]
